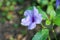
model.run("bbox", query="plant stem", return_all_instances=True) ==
[52,29,57,40]
[41,23,46,28]
[48,35,51,40]
[52,24,57,40]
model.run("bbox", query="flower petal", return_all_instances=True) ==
[33,6,39,16]
[33,6,42,24]
[24,10,32,17]
[56,0,60,8]
[21,16,31,26]
[35,14,42,24]
[28,22,36,30]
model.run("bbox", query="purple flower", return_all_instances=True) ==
[21,6,42,30]
[56,0,60,8]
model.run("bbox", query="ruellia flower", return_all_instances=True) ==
[21,6,42,30]
[56,0,60,8]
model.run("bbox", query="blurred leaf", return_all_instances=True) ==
[12,1,16,5]
[10,37,14,40]
[20,30,27,35]
[0,2,3,8]
[54,9,60,26]
[2,12,7,16]
[2,11,8,17]
[37,0,48,5]
[8,0,15,2]
[47,5,56,20]
[13,23,19,28]
[51,0,56,3]
[16,0,24,4]
[0,18,6,24]
[19,10,24,15]
[56,6,60,9]
[32,29,49,40]
[5,7,9,11]
[27,6,33,10]
[56,9,60,16]
[7,13,13,20]
[54,16,60,26]
[46,19,51,25]
[9,5,14,11]
[50,10,56,20]
[37,6,48,20]
[6,1,10,6]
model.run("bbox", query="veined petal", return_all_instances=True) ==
[24,10,32,17]
[33,6,42,24]
[33,6,39,16]
[21,16,31,26]
[35,14,42,24]
[28,22,36,30]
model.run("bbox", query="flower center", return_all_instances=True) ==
[32,16,35,22]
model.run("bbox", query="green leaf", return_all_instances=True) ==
[6,1,10,6]
[10,37,14,40]
[0,18,6,24]
[32,29,49,40]
[7,13,13,20]
[19,10,24,15]
[9,5,14,11]
[16,0,24,4]
[13,23,19,28]
[47,5,56,20]
[56,9,60,16]
[20,30,27,35]
[53,9,60,26]
[54,16,60,26]
[5,7,9,11]
[12,1,16,5]
[27,6,33,10]
[0,2,3,8]
[51,0,55,3]
[37,0,48,5]
[37,6,48,20]
[2,13,7,16]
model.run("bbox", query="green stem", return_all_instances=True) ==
[48,35,51,40]
[41,23,46,28]
[52,29,57,40]
[52,24,57,40]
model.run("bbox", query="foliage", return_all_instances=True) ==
[32,29,49,40]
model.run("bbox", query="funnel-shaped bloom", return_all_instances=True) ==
[21,6,42,30]
[56,0,60,8]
